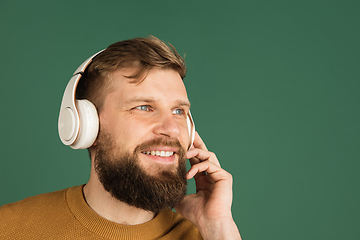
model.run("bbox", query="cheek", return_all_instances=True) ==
[116,119,154,149]
[179,125,191,150]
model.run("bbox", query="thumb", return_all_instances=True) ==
[175,192,206,224]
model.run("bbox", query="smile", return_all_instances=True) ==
[141,151,175,157]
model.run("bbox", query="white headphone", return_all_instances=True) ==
[58,51,195,150]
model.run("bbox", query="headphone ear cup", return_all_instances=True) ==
[187,111,195,150]
[70,100,99,149]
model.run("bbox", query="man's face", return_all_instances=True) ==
[93,68,191,212]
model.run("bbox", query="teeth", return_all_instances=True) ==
[142,150,174,157]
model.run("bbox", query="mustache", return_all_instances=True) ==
[134,137,185,154]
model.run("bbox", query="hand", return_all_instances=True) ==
[175,132,241,240]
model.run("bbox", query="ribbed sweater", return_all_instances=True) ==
[0,185,202,239]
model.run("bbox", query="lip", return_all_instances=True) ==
[141,146,178,152]
[142,153,176,163]
[140,147,178,163]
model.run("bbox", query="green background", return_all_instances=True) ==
[1,0,359,239]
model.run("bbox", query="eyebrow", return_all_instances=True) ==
[125,97,191,108]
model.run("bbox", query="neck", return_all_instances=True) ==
[83,166,155,225]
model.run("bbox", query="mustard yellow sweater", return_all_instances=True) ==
[0,185,202,239]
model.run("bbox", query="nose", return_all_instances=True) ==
[153,112,181,139]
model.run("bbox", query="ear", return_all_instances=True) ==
[69,100,99,149]
[58,50,104,149]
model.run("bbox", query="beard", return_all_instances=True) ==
[93,130,188,213]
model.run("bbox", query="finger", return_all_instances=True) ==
[193,131,208,151]
[187,160,231,185]
[188,155,201,165]
[186,148,221,168]
[188,157,206,180]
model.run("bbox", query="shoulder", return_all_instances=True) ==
[0,187,75,238]
[0,188,68,216]
[160,210,203,240]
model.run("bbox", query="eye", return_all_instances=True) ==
[172,108,185,115]
[135,105,150,111]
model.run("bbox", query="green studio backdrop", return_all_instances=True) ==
[1,1,359,239]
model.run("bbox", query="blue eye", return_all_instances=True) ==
[136,105,150,111]
[172,109,184,115]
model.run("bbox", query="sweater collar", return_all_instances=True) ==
[66,185,175,240]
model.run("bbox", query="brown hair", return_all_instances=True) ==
[76,36,186,111]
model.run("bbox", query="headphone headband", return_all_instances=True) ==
[58,50,195,150]
[58,51,103,148]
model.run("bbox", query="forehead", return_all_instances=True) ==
[107,68,189,104]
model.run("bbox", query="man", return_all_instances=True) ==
[0,36,241,239]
